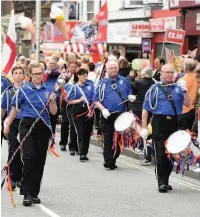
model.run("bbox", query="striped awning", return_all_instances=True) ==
[63,43,107,54]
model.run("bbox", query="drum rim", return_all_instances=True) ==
[114,112,135,132]
[166,130,191,154]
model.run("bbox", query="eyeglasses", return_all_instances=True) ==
[31,72,43,77]
[162,71,175,75]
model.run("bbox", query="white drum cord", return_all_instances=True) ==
[148,86,159,110]
[99,83,106,102]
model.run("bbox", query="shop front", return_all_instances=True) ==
[184,8,200,54]
[149,9,181,61]
[107,21,152,63]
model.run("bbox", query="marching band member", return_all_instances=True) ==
[43,57,60,135]
[141,64,191,192]
[94,61,136,169]
[1,66,25,190]
[65,61,79,155]
[4,63,57,206]
[67,68,94,162]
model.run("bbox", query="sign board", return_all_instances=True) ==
[149,17,177,32]
[142,38,152,53]
[130,21,152,38]
[165,28,185,45]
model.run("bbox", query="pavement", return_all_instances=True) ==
[1,132,200,217]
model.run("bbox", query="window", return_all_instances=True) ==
[124,0,143,8]
[87,0,94,21]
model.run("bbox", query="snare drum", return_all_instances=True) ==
[114,112,135,134]
[166,130,193,165]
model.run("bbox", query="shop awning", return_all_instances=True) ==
[63,43,107,54]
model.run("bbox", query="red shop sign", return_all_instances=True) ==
[165,28,185,45]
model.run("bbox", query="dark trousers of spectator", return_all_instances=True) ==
[7,118,23,182]
[19,118,50,196]
[152,115,178,187]
[73,114,94,156]
[66,105,78,152]
[59,102,69,147]
[181,109,195,131]
[100,113,121,166]
[94,108,102,135]
[145,144,154,162]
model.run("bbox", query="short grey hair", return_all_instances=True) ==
[106,61,118,70]
[108,55,117,62]
[140,67,153,78]
[184,58,196,72]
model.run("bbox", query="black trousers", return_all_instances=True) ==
[7,119,23,182]
[73,114,94,156]
[94,108,102,135]
[19,118,50,196]
[181,109,195,131]
[66,105,78,152]
[59,102,69,147]
[100,113,121,165]
[152,115,179,186]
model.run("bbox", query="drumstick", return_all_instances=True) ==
[118,99,129,105]
[162,83,177,87]
[110,110,121,114]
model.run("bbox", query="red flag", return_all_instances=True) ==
[86,1,108,44]
[1,9,16,75]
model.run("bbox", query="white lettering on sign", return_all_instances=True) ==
[196,13,200,31]
[168,32,183,40]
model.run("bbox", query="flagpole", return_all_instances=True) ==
[35,0,41,62]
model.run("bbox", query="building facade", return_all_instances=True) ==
[169,0,200,54]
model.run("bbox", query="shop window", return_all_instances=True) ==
[87,1,95,21]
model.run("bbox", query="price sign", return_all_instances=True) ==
[165,28,185,45]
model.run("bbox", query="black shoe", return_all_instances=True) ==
[158,185,168,193]
[103,163,117,170]
[70,150,75,156]
[103,162,110,168]
[23,195,32,206]
[60,145,66,151]
[80,155,89,162]
[166,185,173,190]
[32,196,41,204]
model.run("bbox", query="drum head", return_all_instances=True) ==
[166,130,191,154]
[114,112,135,132]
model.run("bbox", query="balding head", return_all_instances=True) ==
[160,64,175,84]
[184,58,196,72]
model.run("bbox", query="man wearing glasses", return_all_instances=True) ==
[140,64,191,192]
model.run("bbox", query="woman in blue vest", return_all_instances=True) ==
[4,63,57,206]
[67,68,94,162]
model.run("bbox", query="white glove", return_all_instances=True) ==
[102,109,110,119]
[128,95,136,102]
[139,128,148,139]
[177,80,187,92]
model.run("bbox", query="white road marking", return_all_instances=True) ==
[36,204,62,217]
[90,147,200,192]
